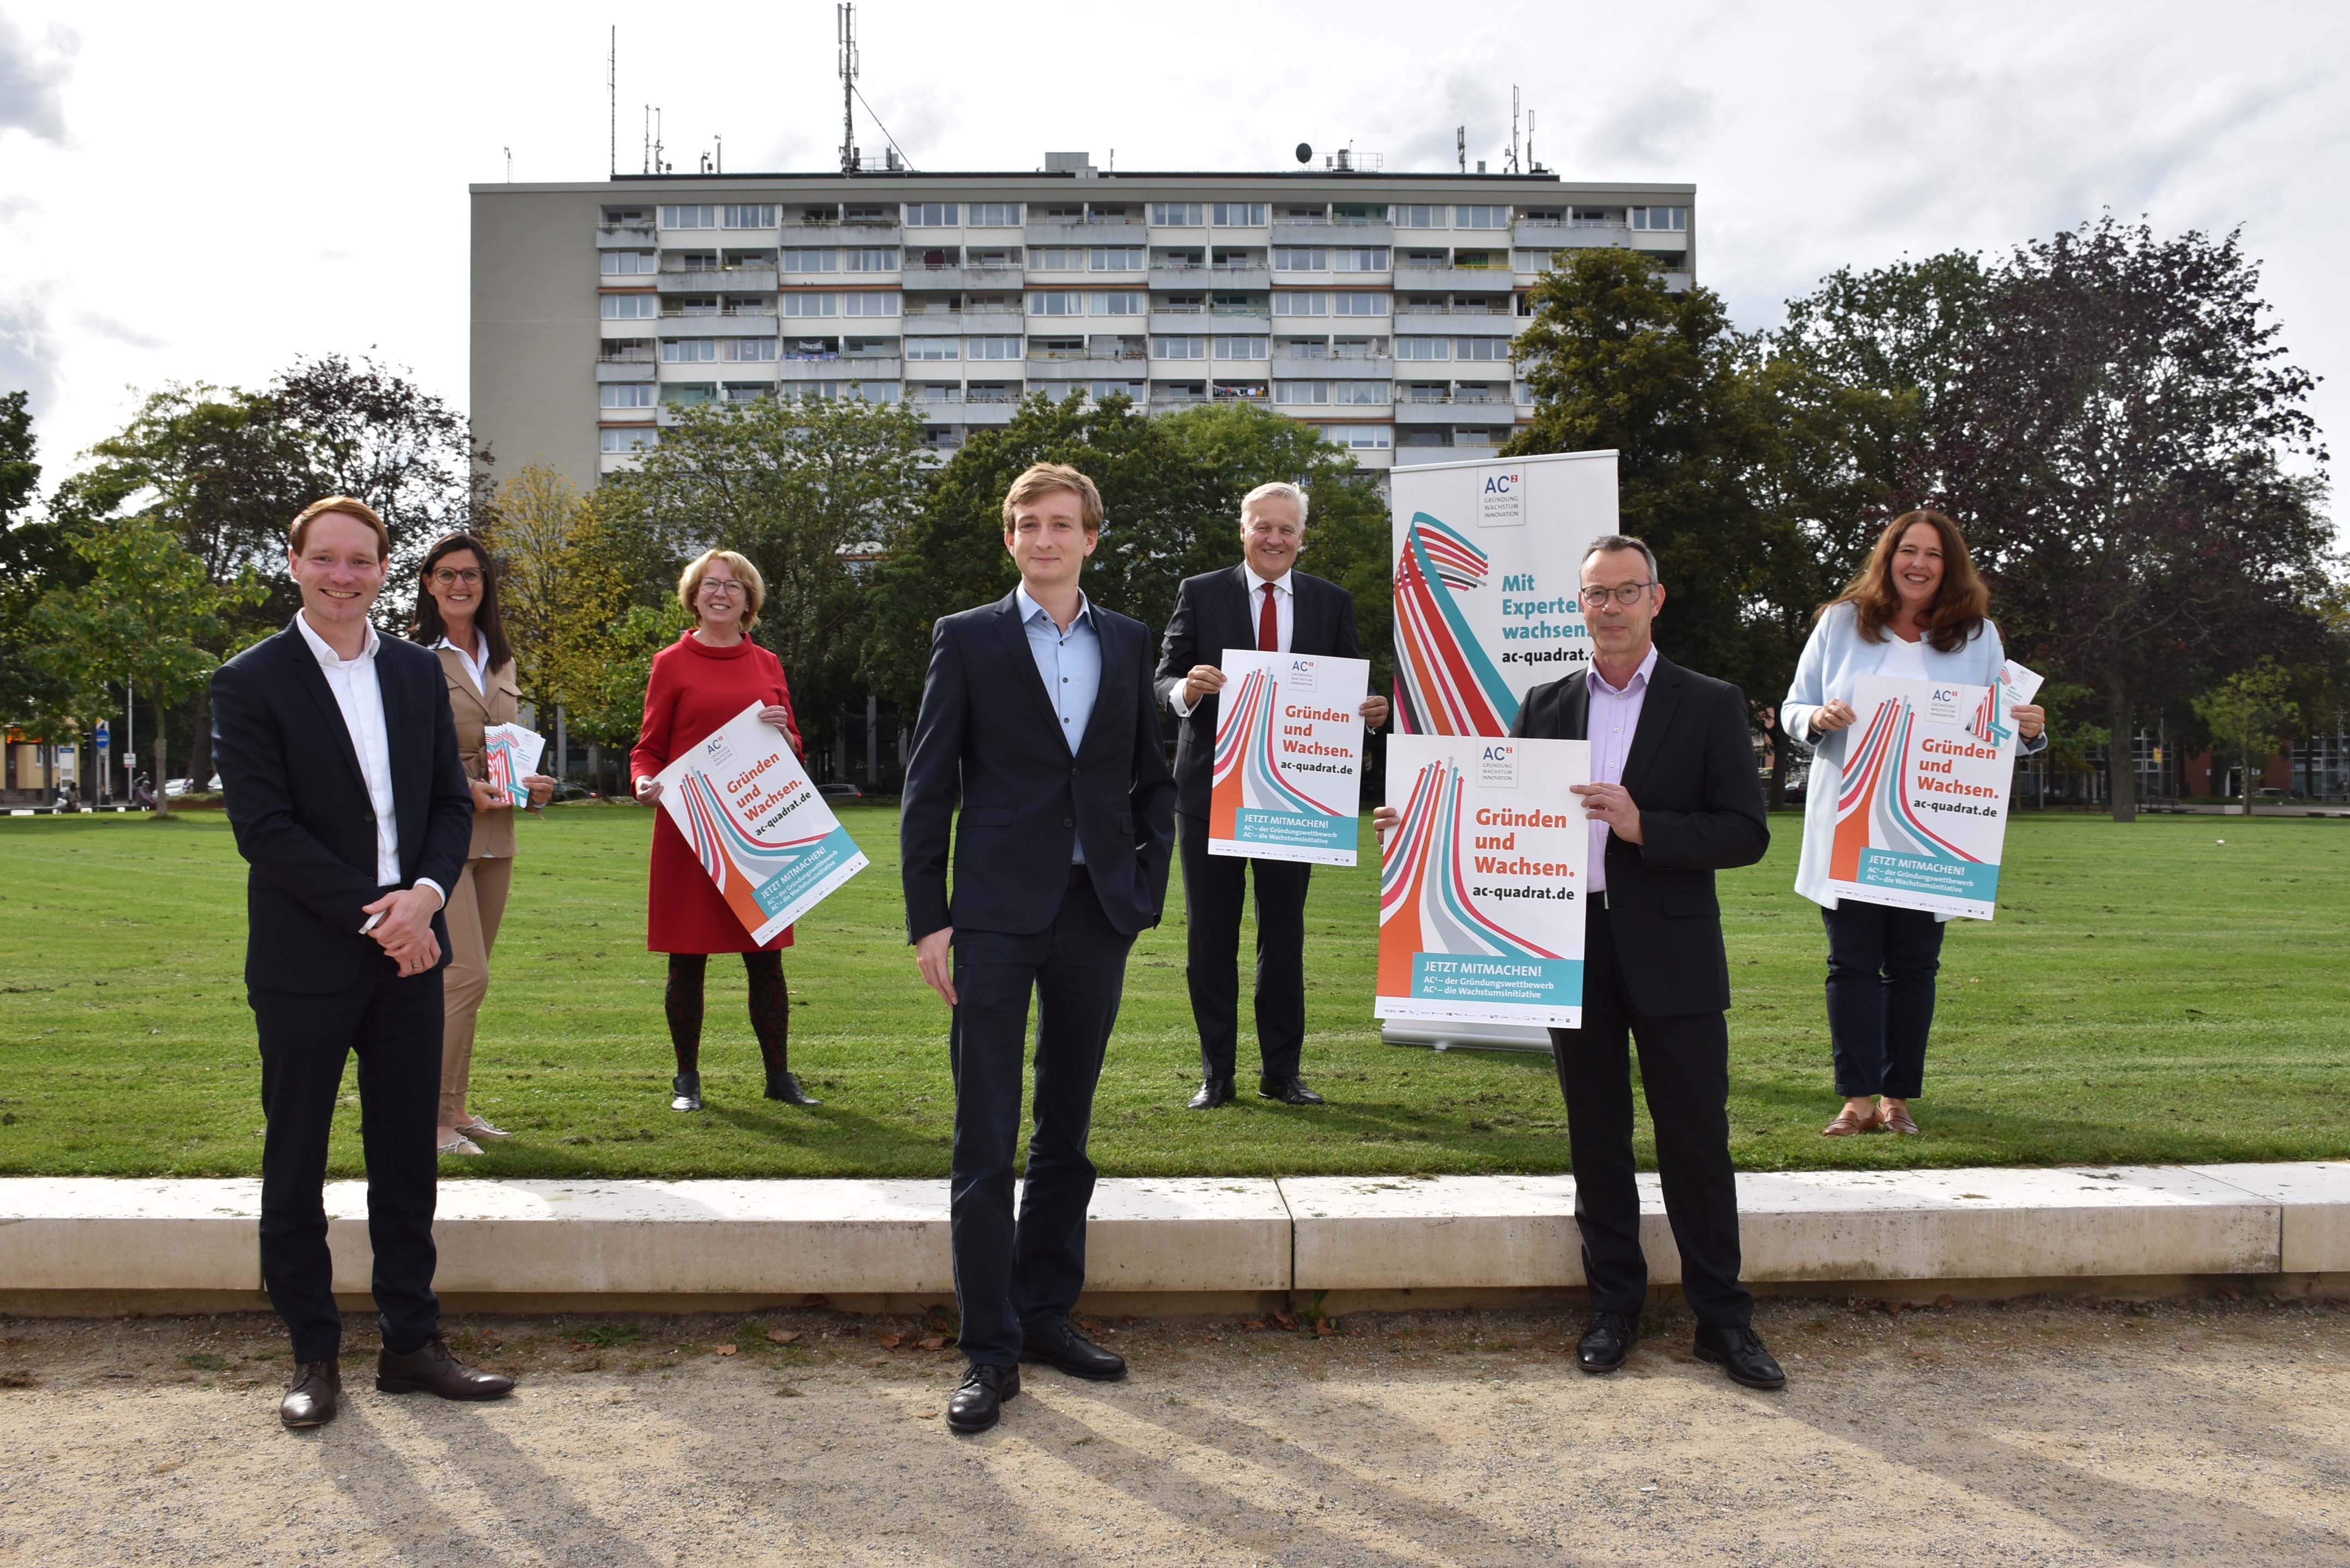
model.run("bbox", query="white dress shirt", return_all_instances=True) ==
[291,612,443,923]
[1584,644,1659,897]
[435,629,488,696]
[1168,566,1293,718]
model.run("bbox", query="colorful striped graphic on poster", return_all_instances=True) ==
[654,701,869,945]
[1826,675,2016,921]
[1375,734,1587,1029]
[1392,513,1517,737]
[1207,650,1369,867]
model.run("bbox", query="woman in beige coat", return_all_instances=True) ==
[413,533,554,1155]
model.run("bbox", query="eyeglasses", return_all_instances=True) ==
[430,568,482,586]
[1578,583,1656,610]
[699,581,747,597]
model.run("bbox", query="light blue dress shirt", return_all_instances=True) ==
[1016,585,1101,863]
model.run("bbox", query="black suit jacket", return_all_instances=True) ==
[902,592,1178,942]
[211,622,474,994]
[1153,565,1367,818]
[1511,653,1769,1018]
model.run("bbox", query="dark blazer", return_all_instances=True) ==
[1153,565,1366,818]
[1511,653,1769,1018]
[211,622,474,994]
[902,592,1178,942]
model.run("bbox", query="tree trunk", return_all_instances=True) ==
[2106,678,2136,824]
[2241,728,2256,817]
[151,696,172,821]
[188,682,213,792]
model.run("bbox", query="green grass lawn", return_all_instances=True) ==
[1,804,2343,1179]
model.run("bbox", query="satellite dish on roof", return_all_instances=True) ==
[1295,142,1312,165]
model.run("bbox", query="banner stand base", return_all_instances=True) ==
[1381,1022,1555,1056]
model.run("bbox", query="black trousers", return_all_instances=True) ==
[252,955,445,1364]
[1177,811,1311,1084]
[947,867,1134,1367]
[1822,899,1946,1099]
[1547,905,1751,1329]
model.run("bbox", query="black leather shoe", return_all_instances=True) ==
[1021,1319,1128,1380]
[279,1359,340,1429]
[1695,1323,1786,1390]
[945,1363,1020,1433]
[670,1071,702,1112]
[1576,1311,1639,1374]
[765,1070,821,1106]
[1258,1075,1326,1106]
[1186,1078,1234,1110]
[376,1338,515,1400]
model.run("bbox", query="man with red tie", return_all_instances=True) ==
[1155,482,1388,1109]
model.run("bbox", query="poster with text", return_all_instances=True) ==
[1208,648,1370,867]
[481,722,545,808]
[1827,674,2032,921]
[654,701,868,945]
[1375,734,1589,1029]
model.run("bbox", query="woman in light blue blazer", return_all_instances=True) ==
[1781,511,2047,1137]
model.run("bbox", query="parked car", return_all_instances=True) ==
[2253,786,2295,801]
[547,782,597,803]
[818,782,864,801]
[163,778,196,797]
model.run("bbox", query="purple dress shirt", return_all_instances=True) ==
[1584,645,1658,895]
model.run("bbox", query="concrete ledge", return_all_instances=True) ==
[3,1164,2344,1311]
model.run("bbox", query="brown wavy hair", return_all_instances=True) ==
[410,533,515,673]
[1821,510,1990,653]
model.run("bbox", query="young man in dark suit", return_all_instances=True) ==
[900,463,1178,1434]
[1155,482,1387,1110]
[210,496,513,1429]
[1377,532,1783,1390]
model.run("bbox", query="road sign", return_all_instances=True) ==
[95,720,110,752]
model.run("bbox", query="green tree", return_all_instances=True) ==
[480,461,591,717]
[2193,658,2300,814]
[0,392,88,748]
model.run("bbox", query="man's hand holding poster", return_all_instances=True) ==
[1208,649,1370,867]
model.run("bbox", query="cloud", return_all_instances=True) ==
[1582,84,1718,172]
[75,311,164,351]
[0,16,73,144]
[0,293,60,415]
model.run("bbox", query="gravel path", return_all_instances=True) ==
[2,1295,2345,1566]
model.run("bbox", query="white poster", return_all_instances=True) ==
[1207,649,1369,867]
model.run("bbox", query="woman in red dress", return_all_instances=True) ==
[629,548,820,1113]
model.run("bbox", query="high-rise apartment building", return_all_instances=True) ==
[469,155,1695,489]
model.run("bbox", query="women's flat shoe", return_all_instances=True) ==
[436,1134,484,1156]
[1880,1101,1922,1135]
[454,1115,512,1142]
[1821,1107,1882,1137]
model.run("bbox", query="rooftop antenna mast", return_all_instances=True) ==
[1507,86,1521,174]
[1456,125,1465,174]
[1527,110,1537,172]
[838,2,861,174]
[606,27,616,178]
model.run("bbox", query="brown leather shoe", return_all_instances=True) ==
[1822,1105,1883,1137]
[375,1338,515,1400]
[1879,1099,1922,1135]
[280,1360,341,1429]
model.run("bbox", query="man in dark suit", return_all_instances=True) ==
[211,496,513,1430]
[1155,481,1387,1110]
[902,462,1178,1435]
[1377,532,1782,1391]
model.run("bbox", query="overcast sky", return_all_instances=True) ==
[2,0,2343,517]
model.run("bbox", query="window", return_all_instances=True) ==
[1089,247,1144,271]
[600,383,656,408]
[1630,206,1688,231]
[1089,380,1144,400]
[723,339,779,361]
[1457,337,1510,361]
[1152,336,1208,359]
[600,428,655,452]
[722,205,777,229]
[1029,291,1084,315]
[1213,336,1268,360]
[601,294,657,319]
[905,202,960,226]
[1272,293,1328,317]
[782,294,838,317]
[844,247,898,271]
[1332,293,1387,317]
[782,248,839,273]
[1513,249,1562,272]
[1274,381,1328,405]
[600,251,657,275]
[1334,380,1390,404]
[1320,424,1391,450]
[1453,205,1509,229]
[1272,247,1328,271]
[905,338,960,361]
[1393,205,1442,229]
[968,336,1022,359]
[841,293,899,317]
[1030,247,1084,270]
[1149,202,1205,226]
[1335,248,1389,272]
[661,339,717,362]
[660,205,716,229]
[1212,202,1267,226]
[1396,336,1451,360]
[1090,291,1144,315]
[967,201,1022,226]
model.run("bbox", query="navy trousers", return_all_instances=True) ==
[1822,899,1946,1099]
[1177,812,1311,1085]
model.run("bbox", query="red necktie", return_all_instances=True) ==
[1257,582,1279,653]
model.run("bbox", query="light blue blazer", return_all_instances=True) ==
[1781,601,2045,917]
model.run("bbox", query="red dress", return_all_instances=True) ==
[630,632,804,953]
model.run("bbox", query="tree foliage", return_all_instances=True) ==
[0,391,85,736]
[2192,658,2300,813]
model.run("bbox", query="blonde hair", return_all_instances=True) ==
[1240,480,1308,529]
[289,496,389,558]
[1001,462,1103,536]
[678,548,765,623]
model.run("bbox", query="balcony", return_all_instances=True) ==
[1025,219,1147,245]
[658,268,778,294]
[1149,392,1210,410]
[595,355,658,383]
[1273,217,1394,245]
[774,355,902,381]
[660,312,780,338]
[1393,301,1515,321]
[597,220,658,249]
[1393,395,1517,425]
[1392,263,1515,293]
[1025,347,1148,380]
[778,216,902,239]
[1272,353,1393,379]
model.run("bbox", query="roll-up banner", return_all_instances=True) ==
[1385,449,1619,1050]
